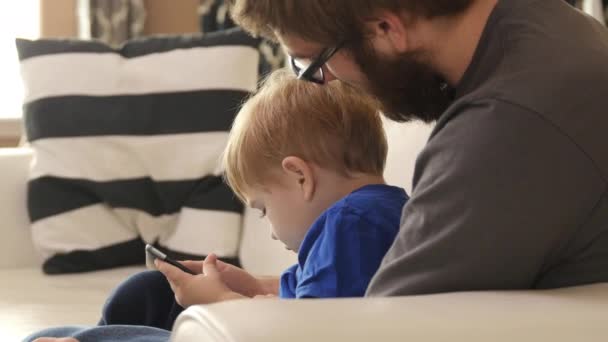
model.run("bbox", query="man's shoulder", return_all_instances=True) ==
[446,0,608,169]
[434,85,608,184]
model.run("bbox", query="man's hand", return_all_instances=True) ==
[179,258,275,297]
[156,253,245,307]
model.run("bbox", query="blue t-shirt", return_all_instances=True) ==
[279,184,408,298]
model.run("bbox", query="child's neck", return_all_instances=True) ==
[341,173,387,195]
[314,170,387,212]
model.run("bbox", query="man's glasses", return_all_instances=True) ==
[289,44,342,84]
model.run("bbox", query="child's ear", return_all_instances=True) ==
[281,156,315,201]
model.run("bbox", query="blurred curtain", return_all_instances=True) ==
[78,0,146,46]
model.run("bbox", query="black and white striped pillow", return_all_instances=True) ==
[17,29,258,274]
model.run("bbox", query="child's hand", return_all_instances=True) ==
[180,258,270,297]
[253,294,277,299]
[156,253,244,307]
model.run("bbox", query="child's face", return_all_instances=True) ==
[246,157,336,252]
[247,179,320,253]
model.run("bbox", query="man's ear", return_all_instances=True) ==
[363,10,409,54]
[281,156,315,201]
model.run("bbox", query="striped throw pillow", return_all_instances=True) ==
[17,29,258,274]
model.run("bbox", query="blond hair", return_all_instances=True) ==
[222,69,387,203]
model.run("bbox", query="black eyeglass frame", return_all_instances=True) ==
[289,43,343,84]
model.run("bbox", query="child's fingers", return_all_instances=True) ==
[203,253,220,276]
[155,259,187,286]
[214,259,230,272]
[181,260,204,274]
[204,253,218,264]
[253,294,276,299]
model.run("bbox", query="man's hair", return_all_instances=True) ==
[222,69,387,203]
[229,0,474,45]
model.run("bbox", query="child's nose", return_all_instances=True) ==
[271,233,278,240]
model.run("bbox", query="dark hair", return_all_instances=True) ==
[229,0,474,45]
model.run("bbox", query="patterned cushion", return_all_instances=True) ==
[16,28,258,274]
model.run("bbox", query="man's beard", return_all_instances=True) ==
[351,43,454,123]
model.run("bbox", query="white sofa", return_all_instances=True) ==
[2,120,607,342]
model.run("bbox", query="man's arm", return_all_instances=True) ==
[367,100,604,296]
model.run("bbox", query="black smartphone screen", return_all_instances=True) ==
[145,244,196,275]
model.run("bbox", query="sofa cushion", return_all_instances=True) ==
[16,28,258,274]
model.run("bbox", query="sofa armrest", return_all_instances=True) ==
[170,283,608,342]
[0,147,41,269]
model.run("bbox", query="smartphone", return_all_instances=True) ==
[145,244,197,275]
